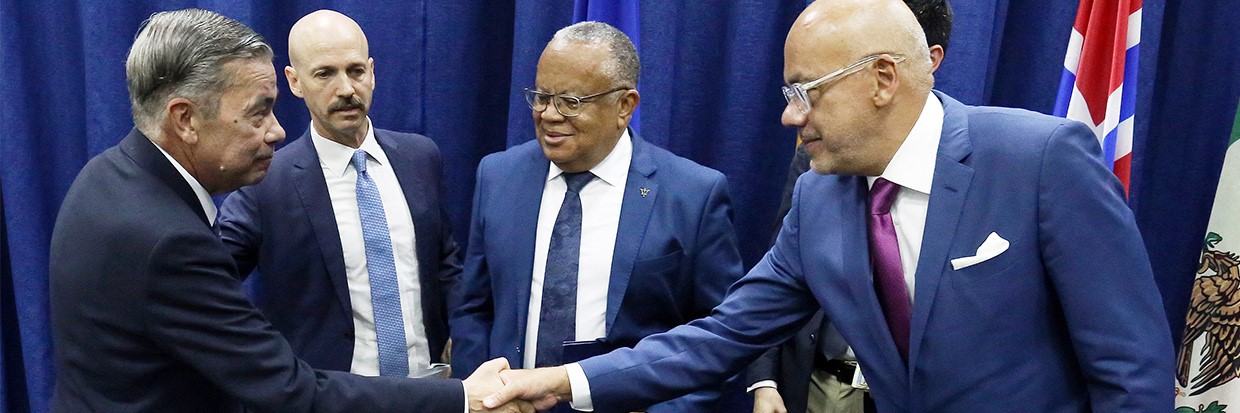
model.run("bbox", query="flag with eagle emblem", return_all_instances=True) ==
[1176,100,1240,413]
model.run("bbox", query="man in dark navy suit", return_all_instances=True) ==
[49,9,526,413]
[219,10,460,380]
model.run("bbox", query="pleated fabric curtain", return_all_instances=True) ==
[3,1,1239,412]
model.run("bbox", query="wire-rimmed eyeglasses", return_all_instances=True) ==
[524,87,629,117]
[782,53,906,115]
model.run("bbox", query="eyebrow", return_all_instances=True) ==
[248,96,275,114]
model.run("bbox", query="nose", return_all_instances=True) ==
[267,114,286,144]
[537,100,566,122]
[334,73,355,98]
[781,104,807,128]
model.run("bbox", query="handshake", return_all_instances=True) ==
[463,358,575,413]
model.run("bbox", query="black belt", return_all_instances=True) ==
[814,352,858,384]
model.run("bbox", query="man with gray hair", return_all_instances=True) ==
[49,8,528,413]
[450,21,746,412]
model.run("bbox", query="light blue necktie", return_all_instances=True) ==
[351,149,409,377]
[535,172,594,368]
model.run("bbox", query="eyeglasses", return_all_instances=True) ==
[781,53,906,115]
[524,87,629,117]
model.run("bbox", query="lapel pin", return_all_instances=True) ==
[639,187,650,198]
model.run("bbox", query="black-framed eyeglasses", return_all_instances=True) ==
[781,53,906,115]
[524,87,630,117]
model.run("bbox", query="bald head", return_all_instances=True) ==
[780,0,936,177]
[284,10,376,147]
[786,0,932,92]
[287,10,369,69]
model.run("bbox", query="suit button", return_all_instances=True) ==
[810,334,817,343]
[516,346,522,354]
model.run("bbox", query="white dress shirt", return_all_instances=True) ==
[310,120,432,377]
[524,130,632,370]
[567,94,945,410]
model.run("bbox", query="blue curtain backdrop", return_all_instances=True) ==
[2,0,1238,411]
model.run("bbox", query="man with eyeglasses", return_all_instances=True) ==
[479,0,1173,411]
[748,2,952,413]
[450,21,746,412]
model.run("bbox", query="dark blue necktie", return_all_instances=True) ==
[535,171,594,368]
[351,149,409,377]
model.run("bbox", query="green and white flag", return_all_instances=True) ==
[1177,100,1240,413]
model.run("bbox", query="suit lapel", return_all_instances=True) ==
[513,143,552,342]
[835,176,910,384]
[907,92,975,366]
[376,130,433,265]
[605,135,658,333]
[120,129,212,227]
[288,131,353,317]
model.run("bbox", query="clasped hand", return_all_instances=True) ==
[475,365,573,411]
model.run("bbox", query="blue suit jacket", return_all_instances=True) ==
[575,92,1175,413]
[218,128,461,372]
[451,135,745,412]
[49,129,464,412]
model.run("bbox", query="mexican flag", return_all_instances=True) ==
[1176,100,1240,413]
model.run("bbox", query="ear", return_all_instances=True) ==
[367,57,376,85]
[285,66,304,98]
[616,89,640,129]
[871,56,900,108]
[166,97,199,145]
[928,45,945,72]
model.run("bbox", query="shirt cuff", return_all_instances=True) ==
[746,380,778,393]
[565,363,595,411]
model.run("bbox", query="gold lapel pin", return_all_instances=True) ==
[640,187,650,198]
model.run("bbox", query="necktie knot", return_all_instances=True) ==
[869,178,900,215]
[563,172,594,194]
[351,150,369,174]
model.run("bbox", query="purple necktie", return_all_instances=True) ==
[868,178,911,362]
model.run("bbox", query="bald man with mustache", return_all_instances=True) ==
[480,0,1174,411]
[219,9,464,382]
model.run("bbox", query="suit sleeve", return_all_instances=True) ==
[750,147,812,388]
[142,228,465,413]
[577,177,821,413]
[430,145,464,318]
[450,158,494,378]
[1036,121,1175,412]
[218,187,261,278]
[689,172,745,316]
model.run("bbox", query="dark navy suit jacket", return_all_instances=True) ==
[574,92,1175,413]
[218,128,461,372]
[49,129,464,412]
[450,135,745,412]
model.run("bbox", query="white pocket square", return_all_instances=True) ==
[950,232,1009,270]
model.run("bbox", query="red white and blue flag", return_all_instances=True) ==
[1053,0,1142,195]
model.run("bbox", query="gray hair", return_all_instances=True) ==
[552,21,640,89]
[126,9,273,134]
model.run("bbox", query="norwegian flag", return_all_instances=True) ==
[1053,0,1142,195]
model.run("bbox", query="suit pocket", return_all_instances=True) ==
[951,243,1018,283]
[633,249,683,275]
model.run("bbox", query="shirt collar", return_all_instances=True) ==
[546,129,633,186]
[869,93,944,194]
[310,118,385,176]
[151,139,217,225]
